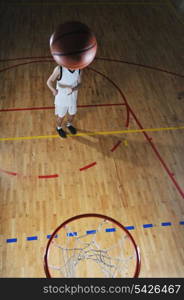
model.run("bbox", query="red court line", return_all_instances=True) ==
[79,162,97,171]
[0,168,59,179]
[0,60,53,73]
[95,57,184,78]
[38,174,59,179]
[79,103,125,108]
[1,58,184,196]
[0,106,54,112]
[0,168,18,176]
[0,103,125,113]
[88,66,184,199]
[110,140,122,152]
[1,55,183,78]
[88,67,131,127]
[126,102,184,198]
[0,56,52,62]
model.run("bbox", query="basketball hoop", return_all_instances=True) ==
[44,213,141,278]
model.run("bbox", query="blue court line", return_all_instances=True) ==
[27,236,38,241]
[143,224,153,228]
[106,228,116,232]
[125,226,135,230]
[86,230,97,234]
[67,232,77,237]
[6,238,17,243]
[4,221,184,244]
[161,222,172,226]
[47,234,58,239]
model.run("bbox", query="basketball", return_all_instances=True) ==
[50,21,97,69]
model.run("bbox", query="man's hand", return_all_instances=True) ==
[67,87,73,95]
[52,89,58,96]
[72,82,81,92]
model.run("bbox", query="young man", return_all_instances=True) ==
[47,65,82,138]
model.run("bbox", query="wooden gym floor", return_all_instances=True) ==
[0,0,184,277]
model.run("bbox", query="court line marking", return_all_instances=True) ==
[38,174,59,179]
[88,66,184,199]
[1,60,184,198]
[79,162,97,171]
[27,236,38,241]
[0,103,125,112]
[1,5,183,250]
[67,232,77,237]
[1,57,183,78]
[161,222,172,226]
[95,57,184,78]
[143,224,153,228]
[6,239,17,243]
[4,221,184,243]
[110,140,122,152]
[1,126,184,142]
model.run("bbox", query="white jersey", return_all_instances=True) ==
[55,66,81,107]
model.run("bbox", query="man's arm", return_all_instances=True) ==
[58,83,74,88]
[72,82,81,92]
[46,66,60,95]
[72,70,83,92]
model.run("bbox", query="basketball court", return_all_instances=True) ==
[0,0,184,277]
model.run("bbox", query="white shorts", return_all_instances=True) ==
[54,88,78,118]
[55,105,77,118]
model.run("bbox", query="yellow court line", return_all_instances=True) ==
[1,126,184,142]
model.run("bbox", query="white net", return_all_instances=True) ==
[46,216,139,278]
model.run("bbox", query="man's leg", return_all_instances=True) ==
[56,116,65,128]
[55,106,68,138]
[66,105,77,134]
[56,115,67,138]
[67,113,75,124]
[66,113,77,134]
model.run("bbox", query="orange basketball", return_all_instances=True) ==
[50,21,97,69]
